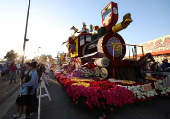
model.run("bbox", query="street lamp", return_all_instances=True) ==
[38,47,41,54]
[38,47,41,61]
[21,0,31,78]
[34,52,37,57]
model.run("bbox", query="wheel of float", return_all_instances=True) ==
[101,57,109,67]
[100,68,108,79]
[94,67,100,77]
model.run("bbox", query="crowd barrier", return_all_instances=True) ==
[37,72,52,119]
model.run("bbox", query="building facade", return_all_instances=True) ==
[137,34,170,63]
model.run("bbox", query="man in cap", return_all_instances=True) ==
[77,22,89,33]
[161,59,170,71]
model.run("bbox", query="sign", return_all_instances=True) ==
[143,83,152,91]
[137,35,170,54]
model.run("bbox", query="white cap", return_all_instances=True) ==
[82,22,86,26]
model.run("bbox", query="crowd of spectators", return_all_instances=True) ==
[0,62,19,83]
[142,59,170,76]
[148,59,170,72]
[0,59,50,119]
[13,60,49,119]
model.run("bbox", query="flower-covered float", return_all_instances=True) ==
[52,1,170,118]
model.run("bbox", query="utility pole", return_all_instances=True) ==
[38,47,41,61]
[21,0,31,77]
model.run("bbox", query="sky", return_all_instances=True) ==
[0,0,170,60]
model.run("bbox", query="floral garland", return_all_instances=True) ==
[145,76,157,81]
[55,73,135,109]
[108,78,157,101]
[71,67,94,78]
[153,78,170,95]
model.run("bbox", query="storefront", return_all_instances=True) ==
[135,34,170,63]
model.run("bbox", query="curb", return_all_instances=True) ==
[0,85,20,104]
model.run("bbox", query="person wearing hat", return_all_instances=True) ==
[161,59,170,71]
[77,22,89,33]
[31,59,36,62]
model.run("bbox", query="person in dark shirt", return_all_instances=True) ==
[21,62,30,80]
[161,59,170,71]
[1,64,6,80]
[5,61,11,79]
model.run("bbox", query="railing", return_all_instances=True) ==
[112,43,144,60]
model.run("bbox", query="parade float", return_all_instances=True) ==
[52,1,170,117]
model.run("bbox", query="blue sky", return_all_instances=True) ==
[0,0,170,59]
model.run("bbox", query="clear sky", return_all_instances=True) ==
[0,0,170,60]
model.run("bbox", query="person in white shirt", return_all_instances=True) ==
[16,64,21,75]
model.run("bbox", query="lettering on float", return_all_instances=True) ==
[154,82,160,89]
[143,83,152,91]
[142,37,170,52]
[163,76,170,88]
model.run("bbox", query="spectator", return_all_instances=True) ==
[8,63,17,83]
[5,61,11,80]
[21,62,30,80]
[141,64,148,76]
[157,62,161,71]
[0,63,2,69]
[13,76,32,119]
[48,63,51,71]
[21,62,38,91]
[31,59,36,62]
[161,59,170,71]
[150,62,156,71]
[16,63,21,75]
[21,62,39,116]
[37,63,43,80]
[1,64,6,80]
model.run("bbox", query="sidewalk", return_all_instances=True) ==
[1,72,170,119]
[0,75,20,103]
[0,74,20,119]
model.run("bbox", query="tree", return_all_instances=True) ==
[47,54,54,64]
[39,54,48,63]
[0,58,6,63]
[4,49,18,63]
[16,55,27,64]
[25,59,32,63]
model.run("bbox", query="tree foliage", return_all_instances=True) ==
[25,59,32,63]
[4,49,18,63]
[0,58,7,63]
[47,54,54,64]
[39,54,48,63]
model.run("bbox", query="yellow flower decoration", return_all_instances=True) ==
[71,82,90,87]
[145,76,157,81]
[122,80,136,84]
[100,78,104,80]
[71,78,94,82]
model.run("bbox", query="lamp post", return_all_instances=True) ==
[38,47,41,54]
[34,52,37,59]
[38,47,41,61]
[21,0,31,78]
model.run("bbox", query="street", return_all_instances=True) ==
[1,72,170,119]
